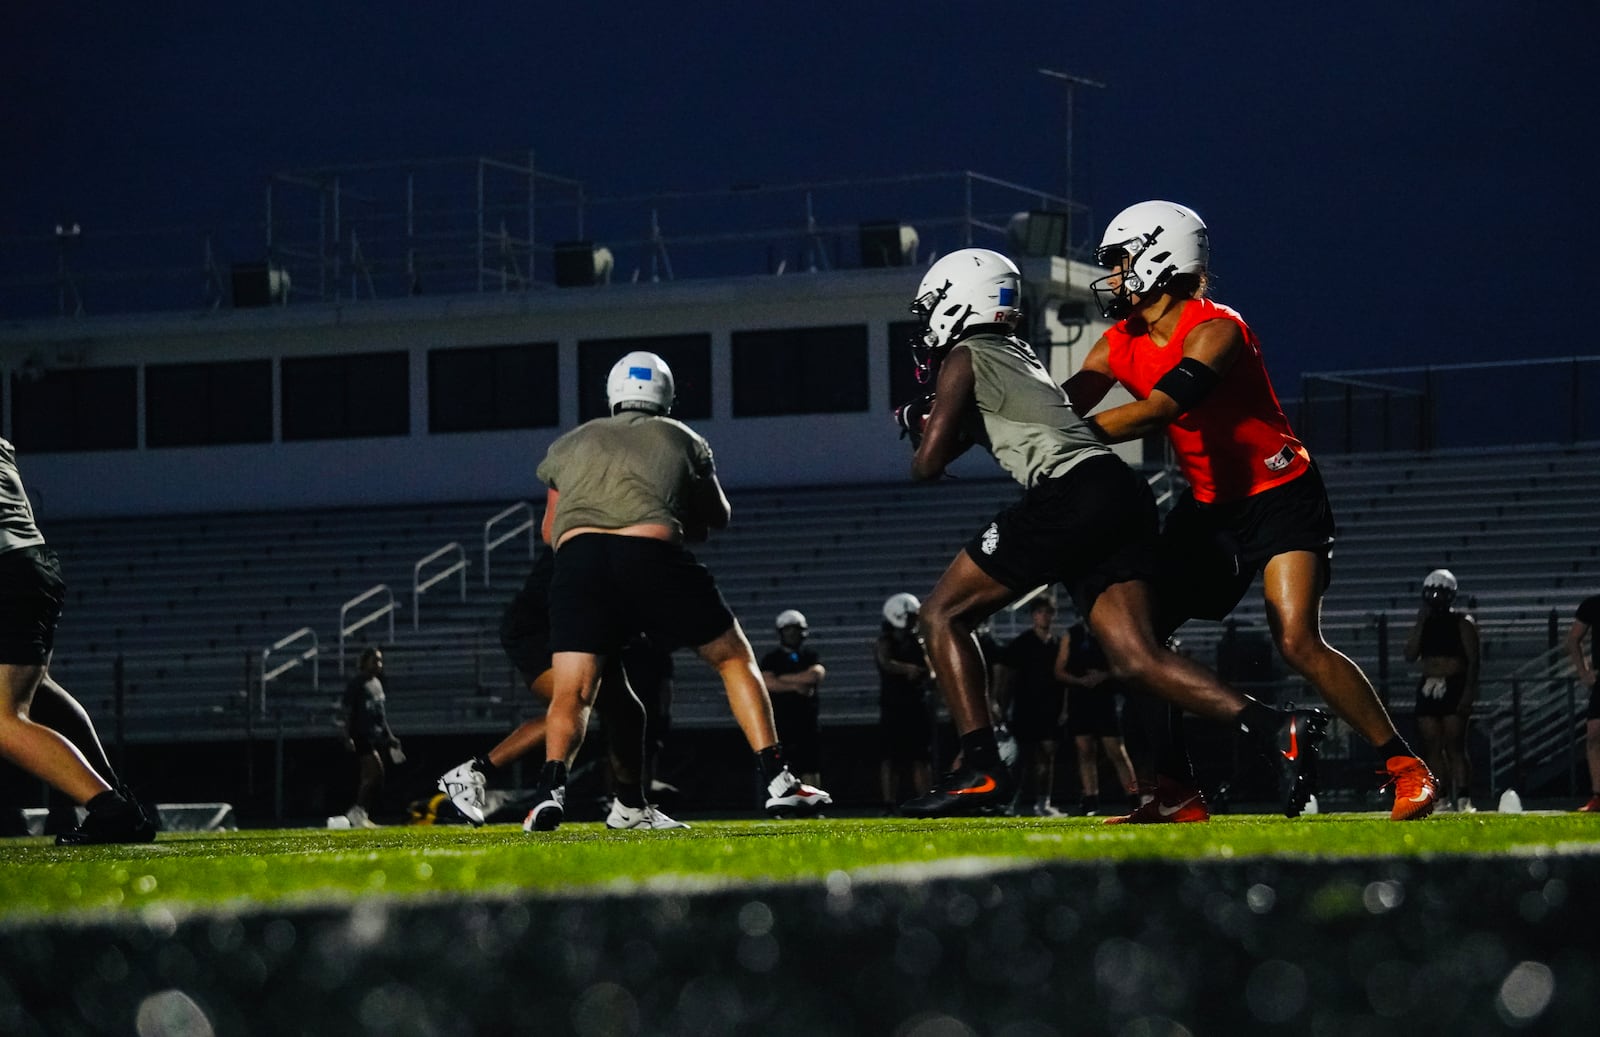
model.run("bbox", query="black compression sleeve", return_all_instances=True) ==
[1151,357,1222,413]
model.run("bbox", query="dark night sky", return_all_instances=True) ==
[2,2,1593,387]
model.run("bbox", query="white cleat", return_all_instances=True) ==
[764,767,832,816]
[438,759,487,826]
[605,800,690,830]
[522,786,565,832]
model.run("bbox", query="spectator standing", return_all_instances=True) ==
[1403,570,1479,812]
[994,596,1067,815]
[339,646,402,828]
[761,610,826,789]
[1055,619,1139,815]
[877,592,933,811]
[1566,593,1600,812]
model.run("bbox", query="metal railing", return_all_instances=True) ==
[482,502,536,587]
[259,626,319,718]
[412,542,466,630]
[338,584,396,673]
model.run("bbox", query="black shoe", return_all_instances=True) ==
[55,795,158,846]
[899,765,1012,818]
[521,785,565,832]
[1274,709,1329,818]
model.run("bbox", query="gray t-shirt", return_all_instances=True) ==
[0,438,46,555]
[536,411,717,545]
[964,333,1110,487]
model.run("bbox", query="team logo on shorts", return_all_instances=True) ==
[980,523,1000,555]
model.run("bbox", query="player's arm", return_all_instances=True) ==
[687,469,731,541]
[1568,616,1596,688]
[911,345,979,482]
[1085,319,1243,443]
[1052,634,1075,685]
[539,487,559,544]
[1061,334,1116,414]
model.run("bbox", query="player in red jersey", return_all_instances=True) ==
[1065,200,1437,822]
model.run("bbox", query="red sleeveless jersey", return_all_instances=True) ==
[1104,298,1309,503]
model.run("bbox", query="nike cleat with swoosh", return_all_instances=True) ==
[1382,755,1438,821]
[765,767,833,817]
[898,765,1013,818]
[1275,708,1330,818]
[1103,776,1210,825]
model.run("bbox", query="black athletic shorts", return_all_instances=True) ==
[1065,685,1122,738]
[1157,463,1337,627]
[1414,672,1467,719]
[499,549,556,679]
[964,454,1160,621]
[547,534,735,656]
[0,546,65,665]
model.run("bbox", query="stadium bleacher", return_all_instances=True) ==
[34,444,1600,786]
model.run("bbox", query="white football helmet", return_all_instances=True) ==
[910,248,1023,382]
[1422,568,1458,605]
[1091,200,1209,319]
[606,351,675,415]
[882,592,921,630]
[775,609,808,631]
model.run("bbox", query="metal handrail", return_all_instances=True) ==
[338,584,396,674]
[259,626,318,717]
[483,502,535,587]
[412,542,467,630]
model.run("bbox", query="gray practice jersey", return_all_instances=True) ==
[0,437,46,555]
[537,410,718,544]
[963,333,1110,487]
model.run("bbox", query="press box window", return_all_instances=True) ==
[578,334,712,422]
[428,343,558,433]
[731,325,868,417]
[146,360,272,447]
[281,351,409,441]
[9,366,137,453]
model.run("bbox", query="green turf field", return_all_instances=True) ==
[5,812,1597,925]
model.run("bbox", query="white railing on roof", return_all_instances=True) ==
[259,626,318,717]
[413,542,467,630]
[483,502,536,587]
[339,584,396,673]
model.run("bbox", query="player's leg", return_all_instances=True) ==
[1582,718,1600,810]
[1101,735,1139,800]
[1441,713,1473,810]
[595,663,687,830]
[0,663,109,805]
[898,554,1018,816]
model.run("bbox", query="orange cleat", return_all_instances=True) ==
[1383,755,1438,821]
[1103,776,1210,825]
[1577,795,1600,813]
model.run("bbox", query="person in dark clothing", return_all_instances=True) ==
[1055,619,1139,815]
[877,592,933,810]
[340,646,401,827]
[761,609,826,788]
[994,596,1067,815]
[1403,570,1479,812]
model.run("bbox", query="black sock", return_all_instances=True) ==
[757,743,788,783]
[1375,738,1413,762]
[614,782,645,808]
[539,760,568,790]
[474,755,500,778]
[959,728,1001,772]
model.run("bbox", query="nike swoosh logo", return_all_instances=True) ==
[1283,720,1300,761]
[952,776,998,795]
[1158,796,1198,817]
[1405,787,1434,803]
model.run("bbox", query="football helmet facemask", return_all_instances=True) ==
[1091,200,1209,319]
[1422,568,1458,607]
[909,248,1023,384]
[882,592,921,630]
[607,351,675,415]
